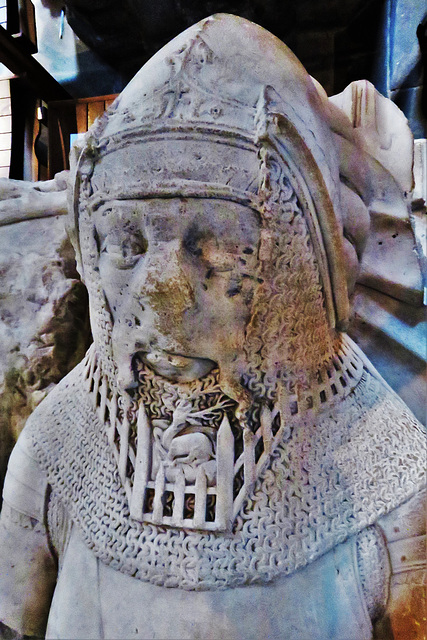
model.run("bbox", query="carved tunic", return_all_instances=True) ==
[0,437,381,640]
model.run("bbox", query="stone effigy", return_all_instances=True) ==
[0,14,425,640]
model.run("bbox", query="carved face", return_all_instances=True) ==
[93,197,260,394]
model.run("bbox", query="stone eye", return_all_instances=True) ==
[183,224,203,257]
[102,233,147,269]
[183,225,234,271]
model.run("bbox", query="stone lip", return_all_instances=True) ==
[139,350,216,382]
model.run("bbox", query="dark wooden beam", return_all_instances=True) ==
[0,25,71,102]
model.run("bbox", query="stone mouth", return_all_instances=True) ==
[137,350,217,382]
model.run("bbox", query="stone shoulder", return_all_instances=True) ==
[24,357,88,436]
[2,423,48,521]
[4,359,88,519]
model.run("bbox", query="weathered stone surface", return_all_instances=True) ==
[0,171,68,226]
[330,80,414,194]
[329,80,424,306]
[358,212,424,306]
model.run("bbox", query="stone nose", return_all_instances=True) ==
[137,241,195,318]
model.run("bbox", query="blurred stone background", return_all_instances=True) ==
[0,176,90,496]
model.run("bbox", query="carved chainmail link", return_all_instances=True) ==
[28,355,426,591]
[356,525,390,621]
[244,181,337,392]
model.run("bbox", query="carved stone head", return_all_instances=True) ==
[69,14,356,403]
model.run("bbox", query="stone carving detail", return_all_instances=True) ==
[27,345,424,593]
[355,525,390,621]
[81,331,365,534]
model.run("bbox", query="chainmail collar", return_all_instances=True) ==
[28,336,426,590]
[80,333,366,533]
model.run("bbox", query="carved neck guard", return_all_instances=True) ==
[83,333,365,533]
[28,334,426,590]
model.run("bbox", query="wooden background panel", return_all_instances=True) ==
[76,102,88,134]
[47,94,118,177]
